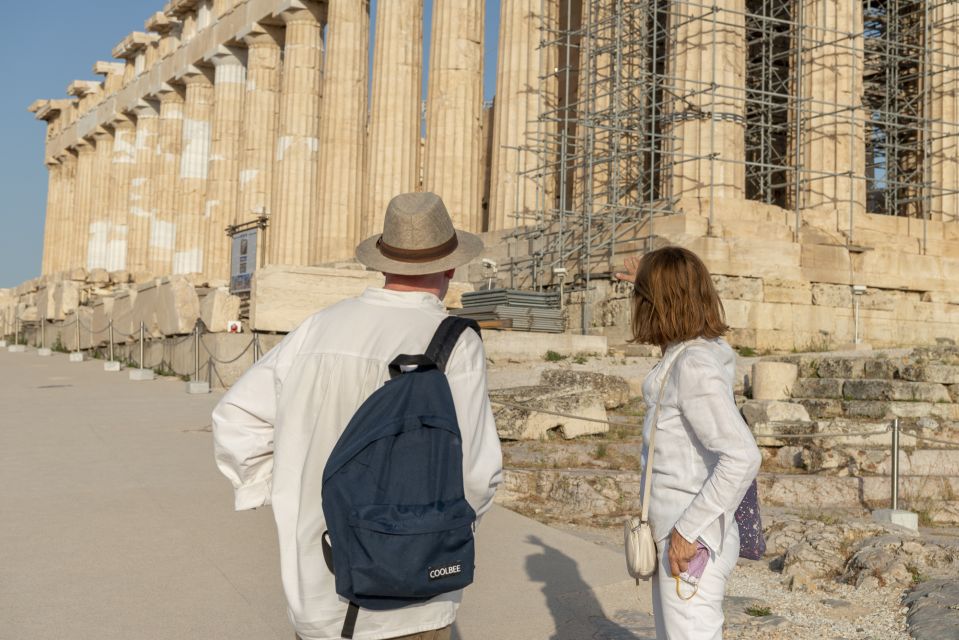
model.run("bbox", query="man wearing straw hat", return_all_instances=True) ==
[212,192,503,640]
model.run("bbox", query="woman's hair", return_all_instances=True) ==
[630,246,728,346]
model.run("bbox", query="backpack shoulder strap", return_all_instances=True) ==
[425,316,482,374]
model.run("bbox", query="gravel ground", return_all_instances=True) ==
[556,522,912,640]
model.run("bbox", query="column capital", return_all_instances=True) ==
[73,138,95,153]
[111,113,137,130]
[242,23,283,48]
[279,1,325,25]
[66,80,102,98]
[132,99,161,118]
[207,44,248,67]
[92,61,125,77]
[145,11,179,35]
[112,31,159,60]
[178,64,215,84]
[152,82,186,102]
[90,126,115,141]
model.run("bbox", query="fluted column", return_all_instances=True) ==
[55,152,78,272]
[268,4,324,266]
[88,128,115,270]
[150,86,185,275]
[665,0,746,202]
[40,159,61,275]
[366,0,422,235]
[174,68,214,275]
[489,0,551,230]
[928,1,959,222]
[238,26,282,223]
[107,116,137,272]
[315,0,369,263]
[794,0,865,216]
[73,141,96,271]
[206,47,247,282]
[129,101,161,275]
[424,0,485,232]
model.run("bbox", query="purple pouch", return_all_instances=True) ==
[735,479,766,560]
[678,543,710,584]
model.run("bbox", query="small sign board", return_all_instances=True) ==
[230,229,258,294]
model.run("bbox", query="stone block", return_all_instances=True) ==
[900,364,959,385]
[69,352,84,362]
[721,299,750,328]
[186,381,210,394]
[748,302,793,332]
[812,283,853,308]
[7,344,26,353]
[37,348,52,357]
[443,282,474,310]
[112,289,138,340]
[156,275,200,335]
[63,307,94,350]
[53,280,81,320]
[749,420,817,446]
[752,362,798,400]
[250,266,385,333]
[199,288,241,333]
[540,370,631,409]
[798,398,843,419]
[484,332,608,363]
[490,386,608,440]
[712,275,763,301]
[817,357,866,379]
[871,509,919,532]
[792,378,844,399]
[864,358,900,379]
[36,285,55,321]
[843,380,951,403]
[103,361,121,372]
[87,269,110,285]
[841,400,890,420]
[90,297,116,347]
[741,400,811,426]
[132,280,162,338]
[764,278,812,304]
[129,368,155,381]
[109,271,131,285]
[67,268,87,282]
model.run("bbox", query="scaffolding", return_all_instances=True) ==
[502,0,959,327]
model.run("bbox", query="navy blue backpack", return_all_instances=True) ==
[321,317,481,639]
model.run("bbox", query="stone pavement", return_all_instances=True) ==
[0,348,653,640]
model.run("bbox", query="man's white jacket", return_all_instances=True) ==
[212,288,503,640]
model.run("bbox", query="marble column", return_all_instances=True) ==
[366,0,422,236]
[315,0,369,263]
[40,158,61,275]
[88,127,115,270]
[268,3,324,267]
[128,101,161,275]
[928,1,959,222]
[794,0,865,216]
[424,0,485,232]
[489,0,552,230]
[73,140,96,272]
[238,26,282,225]
[665,0,746,202]
[107,116,137,272]
[59,152,78,272]
[205,47,247,282]
[150,86,185,275]
[173,68,214,275]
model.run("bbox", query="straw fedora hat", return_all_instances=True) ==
[355,192,484,276]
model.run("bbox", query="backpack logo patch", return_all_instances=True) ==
[428,561,463,581]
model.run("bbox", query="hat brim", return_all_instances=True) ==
[355,230,485,276]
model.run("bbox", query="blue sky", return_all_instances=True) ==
[0,1,500,288]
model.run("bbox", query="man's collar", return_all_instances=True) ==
[361,287,446,311]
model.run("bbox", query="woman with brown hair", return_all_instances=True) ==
[619,247,761,639]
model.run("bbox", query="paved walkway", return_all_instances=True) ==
[0,348,653,640]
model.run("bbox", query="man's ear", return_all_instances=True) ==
[444,269,455,279]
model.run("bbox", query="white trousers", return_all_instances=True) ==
[651,524,740,640]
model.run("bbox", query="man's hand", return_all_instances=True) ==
[614,255,641,284]
[668,528,699,577]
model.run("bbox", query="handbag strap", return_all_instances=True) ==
[640,342,693,524]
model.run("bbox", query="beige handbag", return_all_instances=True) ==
[624,346,688,581]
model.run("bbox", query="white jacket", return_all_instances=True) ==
[212,288,503,640]
[641,338,762,554]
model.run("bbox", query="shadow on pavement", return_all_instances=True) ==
[525,535,648,640]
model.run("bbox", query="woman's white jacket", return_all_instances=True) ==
[641,338,762,553]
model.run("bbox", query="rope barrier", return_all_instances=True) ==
[909,432,959,449]
[199,334,255,364]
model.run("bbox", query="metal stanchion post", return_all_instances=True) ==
[104,320,120,372]
[186,320,210,394]
[872,417,917,530]
[38,315,51,357]
[69,314,83,362]
[129,321,154,380]
[9,314,25,352]
[253,333,260,363]
[891,417,900,512]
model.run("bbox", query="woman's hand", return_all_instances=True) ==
[614,255,641,283]
[668,528,699,577]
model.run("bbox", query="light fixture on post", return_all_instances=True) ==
[852,285,867,345]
